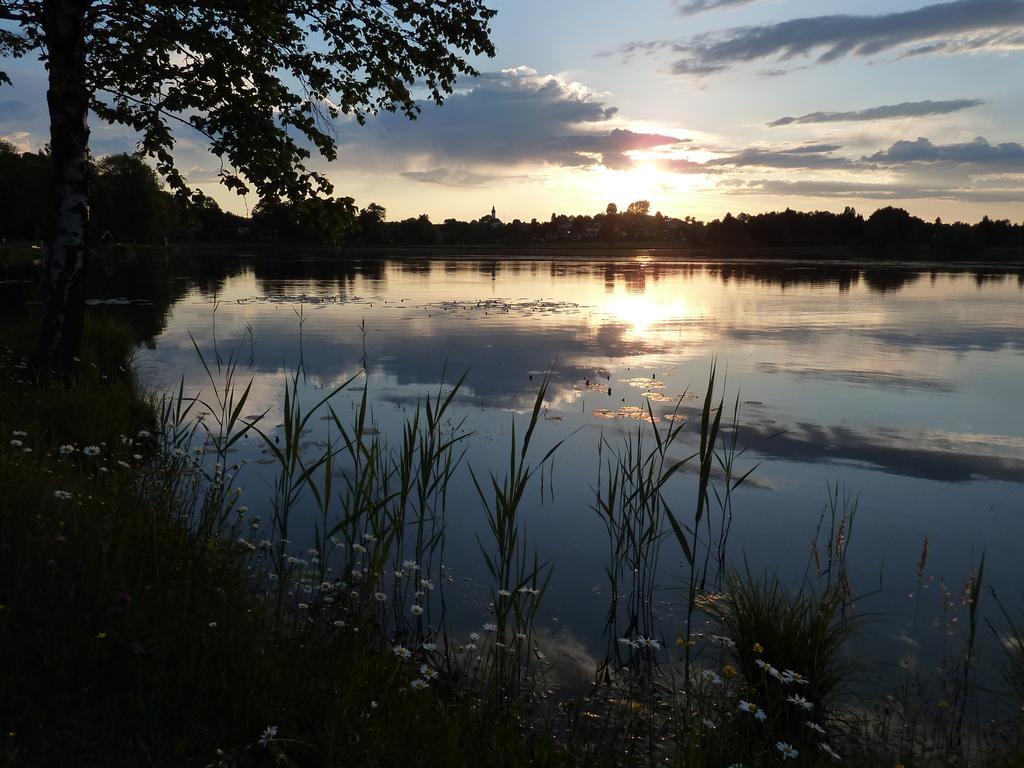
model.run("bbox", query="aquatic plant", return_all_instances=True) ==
[472,375,561,702]
[4,309,1024,767]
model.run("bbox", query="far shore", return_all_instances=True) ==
[5,238,1024,271]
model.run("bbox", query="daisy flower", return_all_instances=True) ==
[776,742,799,760]
[787,694,814,711]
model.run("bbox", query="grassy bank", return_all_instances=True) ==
[0,314,575,767]
[2,311,1022,767]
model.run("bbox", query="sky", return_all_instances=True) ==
[2,0,1024,223]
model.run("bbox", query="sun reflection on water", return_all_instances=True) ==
[598,293,692,336]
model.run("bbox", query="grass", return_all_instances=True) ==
[0,313,576,767]
[0,240,46,271]
[2,311,1023,767]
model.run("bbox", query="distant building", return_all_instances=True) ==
[481,204,502,228]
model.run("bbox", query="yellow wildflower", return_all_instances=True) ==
[723,664,738,678]
[752,642,765,654]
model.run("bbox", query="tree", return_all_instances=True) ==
[91,153,171,243]
[626,200,650,217]
[357,202,387,244]
[0,1,496,375]
[605,202,618,216]
[0,139,51,240]
[250,194,357,245]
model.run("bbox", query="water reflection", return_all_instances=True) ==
[80,251,1024,680]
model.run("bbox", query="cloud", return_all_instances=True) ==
[673,134,1024,192]
[645,0,1024,75]
[728,178,1024,202]
[0,130,34,152]
[556,128,683,169]
[0,100,33,121]
[655,157,708,174]
[400,168,498,187]
[868,136,1024,168]
[705,142,857,169]
[343,67,685,172]
[673,0,760,15]
[768,98,984,127]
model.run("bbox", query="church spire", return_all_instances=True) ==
[491,205,496,219]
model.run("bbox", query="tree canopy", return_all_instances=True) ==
[626,200,650,216]
[0,0,497,374]
[2,1,497,202]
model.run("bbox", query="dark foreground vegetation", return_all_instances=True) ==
[3,142,1023,255]
[2,299,1024,767]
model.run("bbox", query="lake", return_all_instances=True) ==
[110,251,1023,690]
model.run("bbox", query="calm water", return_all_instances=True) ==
[116,252,1023,685]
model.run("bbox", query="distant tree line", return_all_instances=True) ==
[1,141,248,244]
[3,144,1021,253]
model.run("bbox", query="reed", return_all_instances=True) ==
[4,312,1024,767]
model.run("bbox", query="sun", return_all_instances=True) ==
[587,160,703,215]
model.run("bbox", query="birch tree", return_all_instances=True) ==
[0,0,496,374]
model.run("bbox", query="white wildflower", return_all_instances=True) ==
[420,665,438,680]
[785,669,809,685]
[776,742,799,760]
[701,668,724,685]
[787,694,814,711]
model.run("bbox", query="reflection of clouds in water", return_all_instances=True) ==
[140,264,1024,490]
[736,421,1024,484]
[757,362,955,393]
[531,626,602,695]
[862,327,1023,353]
[124,255,1024,689]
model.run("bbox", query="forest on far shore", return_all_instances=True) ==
[3,142,1022,254]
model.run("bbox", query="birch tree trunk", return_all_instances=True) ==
[35,0,91,377]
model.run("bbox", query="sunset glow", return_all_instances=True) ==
[5,1,1022,223]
